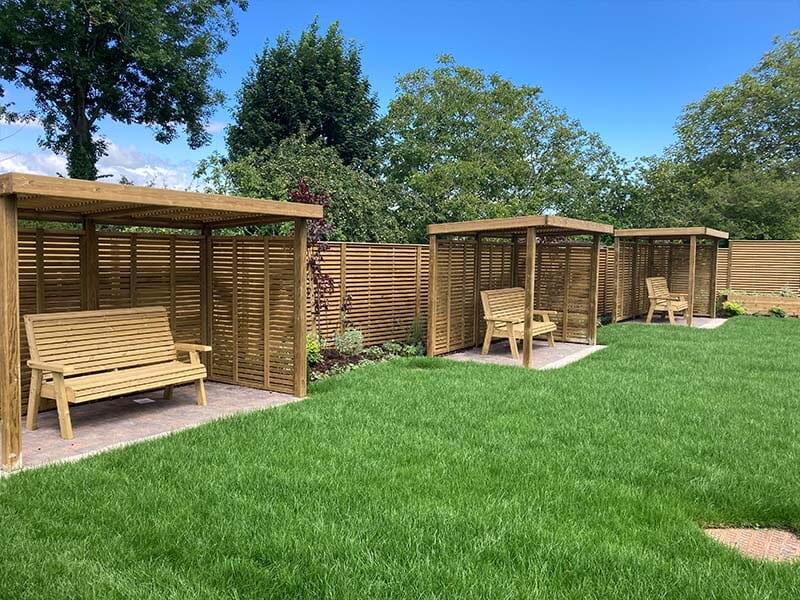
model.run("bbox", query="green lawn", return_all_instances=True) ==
[2,317,800,599]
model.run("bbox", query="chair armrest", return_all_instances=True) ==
[485,317,523,325]
[27,360,74,375]
[531,310,557,316]
[175,343,212,353]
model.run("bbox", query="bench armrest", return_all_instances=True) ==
[175,343,212,353]
[532,310,557,316]
[28,360,74,375]
[485,317,523,325]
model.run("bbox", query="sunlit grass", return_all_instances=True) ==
[1,316,799,598]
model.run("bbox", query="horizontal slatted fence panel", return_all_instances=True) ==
[432,240,477,354]
[18,229,84,414]
[309,242,429,348]
[727,241,800,294]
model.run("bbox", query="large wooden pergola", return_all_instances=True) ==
[427,215,614,368]
[613,227,729,325]
[0,173,322,471]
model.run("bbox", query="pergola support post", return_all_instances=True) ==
[687,235,697,327]
[200,225,213,370]
[522,227,537,368]
[709,238,719,318]
[82,218,99,310]
[1,193,21,471]
[587,234,601,345]
[612,236,621,322]
[293,219,308,397]
[427,235,438,357]
[472,234,482,346]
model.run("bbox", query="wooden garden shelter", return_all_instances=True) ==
[0,172,323,471]
[427,215,614,367]
[613,227,729,325]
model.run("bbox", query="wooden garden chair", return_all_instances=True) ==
[24,306,211,440]
[645,276,689,325]
[480,288,557,360]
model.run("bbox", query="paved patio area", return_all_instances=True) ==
[17,382,298,470]
[444,339,606,369]
[627,315,727,329]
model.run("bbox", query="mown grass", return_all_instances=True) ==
[2,317,800,599]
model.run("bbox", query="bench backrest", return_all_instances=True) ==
[24,307,177,376]
[481,288,526,322]
[646,277,671,299]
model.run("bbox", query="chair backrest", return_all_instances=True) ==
[646,277,671,299]
[480,288,526,322]
[24,307,177,376]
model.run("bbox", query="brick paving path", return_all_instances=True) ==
[18,382,298,470]
[705,528,800,562]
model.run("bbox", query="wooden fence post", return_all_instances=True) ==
[427,235,438,357]
[82,218,99,310]
[588,234,601,345]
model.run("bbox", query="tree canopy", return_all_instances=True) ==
[0,0,245,179]
[381,56,631,242]
[197,135,403,242]
[639,31,800,239]
[226,20,380,167]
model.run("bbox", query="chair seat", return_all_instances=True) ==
[652,299,688,311]
[509,320,558,338]
[41,361,207,404]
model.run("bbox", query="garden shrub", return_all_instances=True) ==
[306,334,323,365]
[334,328,364,356]
[721,300,747,316]
[405,316,426,347]
[769,306,788,318]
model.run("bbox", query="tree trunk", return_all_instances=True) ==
[66,105,97,180]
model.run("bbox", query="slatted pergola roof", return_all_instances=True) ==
[427,215,614,238]
[615,227,729,240]
[1,172,322,228]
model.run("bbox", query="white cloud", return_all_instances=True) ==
[0,116,42,128]
[0,139,198,190]
[204,120,227,134]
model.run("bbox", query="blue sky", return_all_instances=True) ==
[0,0,797,187]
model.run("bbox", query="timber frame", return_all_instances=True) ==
[0,173,321,471]
[613,227,729,325]
[427,215,613,367]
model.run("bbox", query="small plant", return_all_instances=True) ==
[721,300,747,317]
[778,287,799,298]
[768,306,787,318]
[362,346,386,360]
[306,334,323,366]
[334,328,364,356]
[404,316,426,347]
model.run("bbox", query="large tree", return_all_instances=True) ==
[381,56,629,241]
[0,0,245,180]
[639,31,800,239]
[226,20,379,167]
[197,135,403,242]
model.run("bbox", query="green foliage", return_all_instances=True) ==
[306,334,323,366]
[334,328,364,356]
[381,56,626,241]
[721,300,747,317]
[227,20,379,167]
[768,306,787,318]
[778,286,799,298]
[637,31,800,239]
[404,316,426,347]
[196,135,403,241]
[0,0,244,179]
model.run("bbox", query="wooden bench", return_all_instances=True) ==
[24,307,211,440]
[645,276,689,324]
[480,288,557,359]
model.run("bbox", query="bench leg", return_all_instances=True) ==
[547,331,555,348]
[646,304,655,323]
[481,323,494,355]
[52,373,74,440]
[163,385,173,401]
[667,307,676,325]
[195,378,207,407]
[26,370,43,431]
[507,327,519,360]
